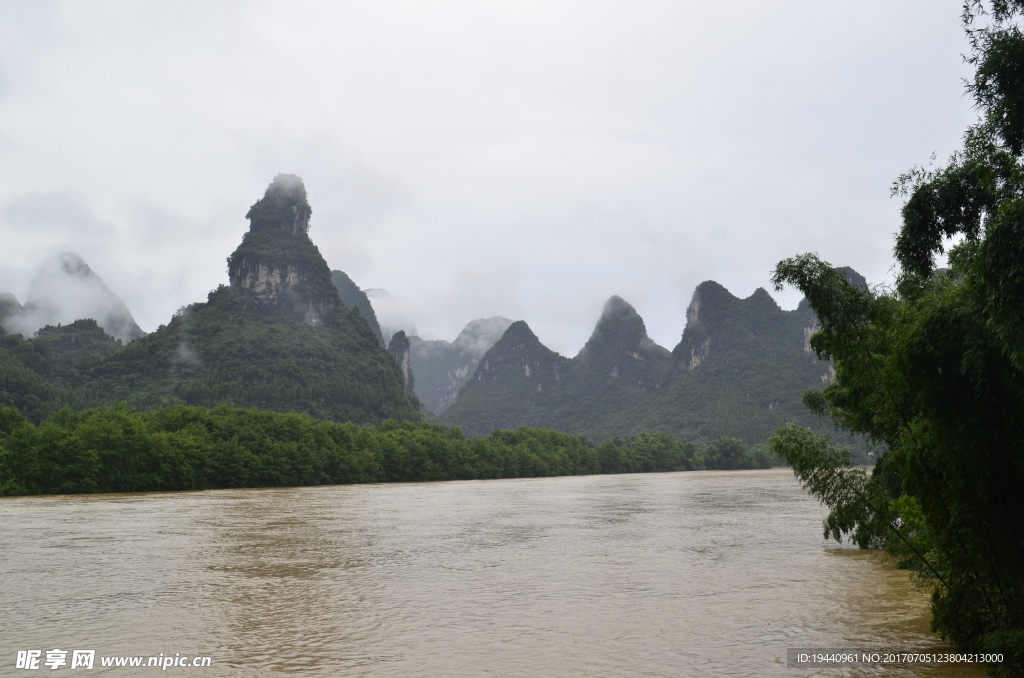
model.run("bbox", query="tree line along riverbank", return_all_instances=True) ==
[0,404,773,496]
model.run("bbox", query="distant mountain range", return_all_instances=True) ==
[0,174,867,459]
[433,276,866,457]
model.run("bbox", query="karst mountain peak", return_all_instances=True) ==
[227,174,340,326]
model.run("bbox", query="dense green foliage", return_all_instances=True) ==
[0,290,417,425]
[443,290,865,456]
[769,5,1024,672]
[638,282,850,446]
[0,328,61,422]
[0,404,766,496]
[73,285,419,422]
[0,320,122,422]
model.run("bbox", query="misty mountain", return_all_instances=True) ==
[441,297,671,437]
[440,319,568,430]
[407,316,513,414]
[17,174,421,424]
[441,283,862,456]
[364,288,418,342]
[331,270,385,347]
[0,252,145,344]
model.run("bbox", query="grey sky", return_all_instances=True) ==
[0,1,976,354]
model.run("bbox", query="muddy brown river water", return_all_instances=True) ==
[0,468,988,676]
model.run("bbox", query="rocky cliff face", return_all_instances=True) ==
[0,252,145,344]
[388,330,416,396]
[227,174,339,325]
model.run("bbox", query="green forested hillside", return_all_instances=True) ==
[0,320,122,422]
[0,175,420,425]
[554,296,672,437]
[640,282,829,443]
[71,286,418,422]
[0,328,61,422]
[442,285,867,457]
[441,319,570,431]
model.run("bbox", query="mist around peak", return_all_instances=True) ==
[0,252,144,344]
[9,175,420,425]
[365,288,420,342]
[440,281,868,460]
[578,295,667,362]
[600,295,635,319]
[405,316,514,414]
[452,316,515,358]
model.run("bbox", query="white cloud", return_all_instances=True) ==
[0,0,976,354]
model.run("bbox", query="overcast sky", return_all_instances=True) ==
[0,1,977,354]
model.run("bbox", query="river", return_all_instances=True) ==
[0,468,985,676]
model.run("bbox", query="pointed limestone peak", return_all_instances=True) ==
[246,173,312,235]
[483,320,561,366]
[474,320,567,386]
[685,281,782,331]
[685,280,731,327]
[494,320,543,347]
[597,295,644,331]
[746,287,781,309]
[227,175,339,325]
[580,296,665,358]
[452,316,514,358]
[0,252,144,344]
[601,295,637,319]
[577,296,669,384]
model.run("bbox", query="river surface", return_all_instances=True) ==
[0,469,986,677]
